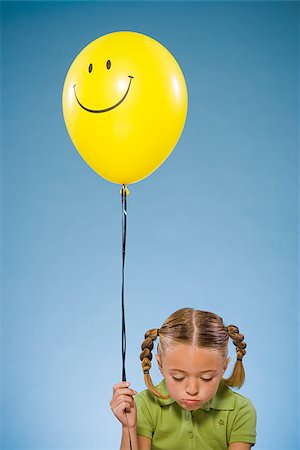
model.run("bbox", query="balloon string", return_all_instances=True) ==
[121,185,127,382]
[121,185,132,450]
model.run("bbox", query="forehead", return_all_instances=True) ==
[161,344,224,372]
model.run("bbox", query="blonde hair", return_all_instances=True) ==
[140,308,247,399]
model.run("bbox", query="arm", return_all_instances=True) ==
[120,426,139,450]
[137,435,152,450]
[120,427,152,450]
[110,382,139,450]
[228,443,252,450]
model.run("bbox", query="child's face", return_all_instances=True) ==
[156,344,229,411]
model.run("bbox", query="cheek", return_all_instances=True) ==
[201,381,220,401]
[164,379,182,397]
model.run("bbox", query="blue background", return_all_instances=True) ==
[1,1,298,449]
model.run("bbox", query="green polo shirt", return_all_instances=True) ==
[135,379,256,450]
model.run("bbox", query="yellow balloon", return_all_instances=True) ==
[62,31,188,185]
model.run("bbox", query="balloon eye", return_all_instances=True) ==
[106,60,111,70]
[88,64,93,73]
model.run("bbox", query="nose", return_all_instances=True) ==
[185,378,199,397]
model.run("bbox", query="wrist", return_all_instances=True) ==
[122,424,137,431]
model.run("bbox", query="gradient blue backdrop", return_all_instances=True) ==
[1,1,299,449]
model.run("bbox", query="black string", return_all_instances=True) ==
[121,185,132,450]
[121,185,127,382]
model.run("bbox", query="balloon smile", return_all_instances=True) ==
[73,76,134,113]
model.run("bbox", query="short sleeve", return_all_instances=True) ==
[229,398,257,446]
[135,394,154,439]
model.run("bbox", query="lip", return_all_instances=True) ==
[181,399,202,407]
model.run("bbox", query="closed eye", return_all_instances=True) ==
[172,377,185,382]
[201,378,213,382]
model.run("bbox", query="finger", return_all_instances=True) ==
[113,381,130,393]
[113,400,134,417]
[110,394,135,408]
[114,387,137,398]
[112,395,135,409]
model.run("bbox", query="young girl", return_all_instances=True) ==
[110,308,256,450]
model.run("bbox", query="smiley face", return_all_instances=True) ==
[73,73,134,113]
[62,31,188,184]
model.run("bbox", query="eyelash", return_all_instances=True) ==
[172,377,213,382]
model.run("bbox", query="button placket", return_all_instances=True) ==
[188,411,196,449]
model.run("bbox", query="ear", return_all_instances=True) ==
[223,357,231,373]
[156,354,163,374]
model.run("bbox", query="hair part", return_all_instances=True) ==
[139,308,247,399]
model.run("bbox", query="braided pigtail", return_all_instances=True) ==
[140,328,169,399]
[224,325,247,389]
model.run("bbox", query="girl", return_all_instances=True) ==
[110,308,256,450]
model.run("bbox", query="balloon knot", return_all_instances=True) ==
[120,185,130,196]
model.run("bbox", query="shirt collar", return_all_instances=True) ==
[209,379,235,411]
[154,379,175,406]
[154,379,234,411]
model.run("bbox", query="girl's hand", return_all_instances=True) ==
[110,381,137,429]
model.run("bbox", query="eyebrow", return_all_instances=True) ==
[169,369,217,374]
